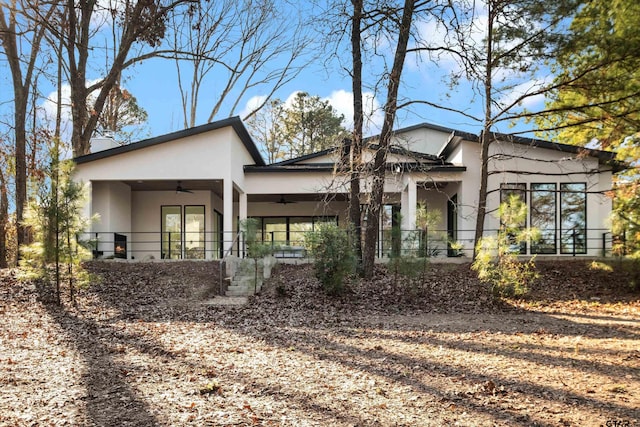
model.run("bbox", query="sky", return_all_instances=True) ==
[0,0,552,152]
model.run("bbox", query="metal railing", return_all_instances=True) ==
[77,227,630,261]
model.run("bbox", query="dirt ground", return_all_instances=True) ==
[1,260,638,426]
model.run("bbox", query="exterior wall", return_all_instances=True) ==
[90,181,131,257]
[391,127,451,155]
[457,139,614,256]
[248,201,348,221]
[244,172,346,194]
[131,190,212,260]
[74,127,236,182]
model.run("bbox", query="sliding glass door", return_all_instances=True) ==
[161,205,206,259]
[161,206,182,259]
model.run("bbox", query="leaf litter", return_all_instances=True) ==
[0,260,638,426]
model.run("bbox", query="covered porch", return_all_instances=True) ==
[79,176,465,261]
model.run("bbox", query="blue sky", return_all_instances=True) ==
[0,0,551,148]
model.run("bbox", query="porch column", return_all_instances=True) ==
[223,178,234,255]
[239,191,247,223]
[401,177,417,231]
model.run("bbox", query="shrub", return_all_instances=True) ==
[306,224,355,295]
[472,196,539,298]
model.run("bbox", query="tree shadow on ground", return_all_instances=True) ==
[30,260,638,426]
[37,284,166,427]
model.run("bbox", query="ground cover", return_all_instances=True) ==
[1,260,638,426]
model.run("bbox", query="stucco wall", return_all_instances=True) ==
[90,181,131,257]
[457,139,614,256]
[131,190,212,260]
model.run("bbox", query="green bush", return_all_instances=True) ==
[306,224,355,295]
[472,196,539,298]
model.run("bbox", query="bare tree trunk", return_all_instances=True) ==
[0,2,53,254]
[473,129,491,258]
[0,168,8,269]
[349,0,363,267]
[362,0,416,278]
[472,1,495,259]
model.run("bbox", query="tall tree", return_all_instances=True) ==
[359,0,417,277]
[245,99,286,163]
[169,0,313,128]
[58,0,192,156]
[281,92,347,158]
[0,0,55,252]
[92,85,149,143]
[348,0,364,266]
[540,0,640,253]
[431,0,580,257]
[245,93,347,161]
[0,145,9,268]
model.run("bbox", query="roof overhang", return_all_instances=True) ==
[74,116,265,166]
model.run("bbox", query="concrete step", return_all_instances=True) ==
[226,288,252,297]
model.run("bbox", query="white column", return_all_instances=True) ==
[239,191,247,223]
[401,177,417,231]
[223,178,234,255]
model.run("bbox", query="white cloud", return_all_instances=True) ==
[497,76,554,111]
[239,94,268,119]
[242,89,385,137]
[324,89,384,136]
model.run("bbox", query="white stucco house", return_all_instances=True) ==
[73,116,623,260]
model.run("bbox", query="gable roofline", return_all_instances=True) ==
[438,128,625,172]
[74,116,266,166]
[364,122,478,144]
[489,132,626,171]
[269,139,445,167]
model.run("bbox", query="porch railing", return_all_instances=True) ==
[77,227,632,261]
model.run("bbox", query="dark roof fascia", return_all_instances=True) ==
[268,147,339,166]
[74,116,265,166]
[389,163,467,173]
[245,163,336,173]
[244,162,466,174]
[363,122,477,144]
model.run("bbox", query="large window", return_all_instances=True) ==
[560,183,587,254]
[184,206,205,259]
[161,205,205,259]
[500,183,527,254]
[530,183,556,254]
[161,206,182,259]
[253,216,338,247]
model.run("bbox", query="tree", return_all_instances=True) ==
[245,99,287,163]
[280,92,347,158]
[93,84,149,143]
[246,92,347,161]
[0,0,56,252]
[0,146,9,268]
[347,0,364,266]
[356,0,418,278]
[169,0,313,128]
[422,0,580,257]
[57,0,192,156]
[538,0,640,253]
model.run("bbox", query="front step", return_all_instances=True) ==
[223,256,276,297]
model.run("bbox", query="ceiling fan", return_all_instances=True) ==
[275,194,296,205]
[175,181,193,194]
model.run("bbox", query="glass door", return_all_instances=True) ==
[184,206,205,259]
[162,206,182,259]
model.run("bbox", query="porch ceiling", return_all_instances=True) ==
[123,179,223,196]
[248,193,348,203]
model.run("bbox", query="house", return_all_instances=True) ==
[73,116,622,260]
